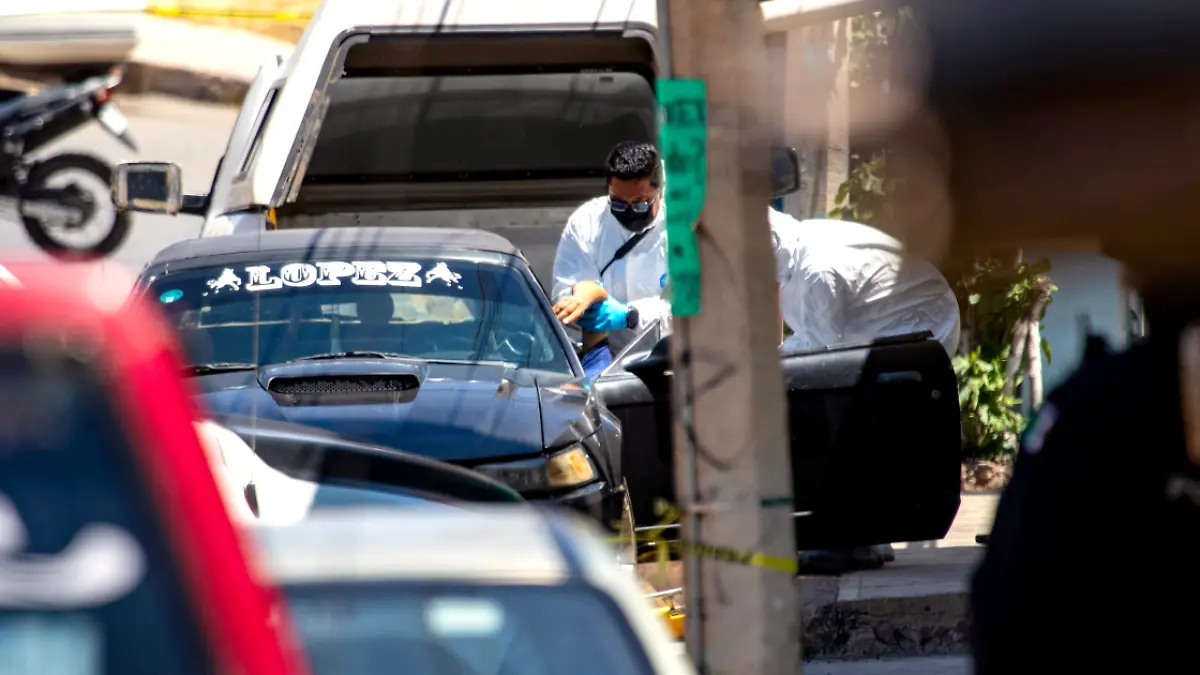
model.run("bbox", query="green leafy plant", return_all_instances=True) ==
[953,349,1027,459]
[956,256,1056,361]
[829,10,915,229]
[953,257,1056,458]
[829,153,889,224]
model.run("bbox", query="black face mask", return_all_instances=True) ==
[611,208,654,232]
[609,197,657,232]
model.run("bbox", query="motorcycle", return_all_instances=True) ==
[0,68,137,259]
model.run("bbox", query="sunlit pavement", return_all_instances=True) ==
[0,94,237,278]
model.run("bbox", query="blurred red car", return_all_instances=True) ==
[0,261,306,675]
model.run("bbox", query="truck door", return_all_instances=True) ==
[595,326,962,548]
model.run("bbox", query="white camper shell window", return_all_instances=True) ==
[279,32,658,213]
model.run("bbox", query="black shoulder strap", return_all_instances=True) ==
[599,226,655,278]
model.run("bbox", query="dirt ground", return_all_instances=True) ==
[961,457,1013,492]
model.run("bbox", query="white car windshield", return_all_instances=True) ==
[284,582,655,675]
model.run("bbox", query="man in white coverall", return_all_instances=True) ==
[769,210,961,357]
[552,141,671,379]
[768,208,960,573]
[553,146,960,565]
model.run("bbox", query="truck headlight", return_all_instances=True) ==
[545,444,596,488]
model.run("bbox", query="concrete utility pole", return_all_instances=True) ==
[660,1,801,674]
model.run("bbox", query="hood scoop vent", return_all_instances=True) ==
[267,374,420,406]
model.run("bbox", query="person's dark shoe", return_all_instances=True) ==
[798,547,886,576]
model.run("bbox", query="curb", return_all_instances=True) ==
[796,548,975,660]
[801,586,969,660]
[639,556,973,661]
[122,61,248,105]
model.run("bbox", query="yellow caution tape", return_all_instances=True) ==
[616,499,799,574]
[675,540,798,574]
[631,535,798,574]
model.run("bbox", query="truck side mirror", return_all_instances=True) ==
[771,146,801,198]
[113,162,183,215]
[625,336,671,377]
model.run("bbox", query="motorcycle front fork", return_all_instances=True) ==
[0,156,93,227]
[16,176,93,227]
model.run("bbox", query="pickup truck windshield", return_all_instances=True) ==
[283,581,655,675]
[146,257,572,373]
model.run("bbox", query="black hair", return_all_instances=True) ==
[605,141,663,187]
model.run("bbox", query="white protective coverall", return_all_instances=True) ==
[551,196,672,354]
[770,210,961,356]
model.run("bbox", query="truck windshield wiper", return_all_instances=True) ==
[288,351,411,362]
[422,358,512,367]
[186,362,258,376]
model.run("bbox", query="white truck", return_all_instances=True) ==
[111,0,799,287]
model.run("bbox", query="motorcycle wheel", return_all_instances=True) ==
[20,153,131,261]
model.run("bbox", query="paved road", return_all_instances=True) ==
[0,95,238,278]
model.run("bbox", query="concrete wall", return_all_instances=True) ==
[1030,250,1129,395]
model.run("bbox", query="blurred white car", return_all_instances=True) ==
[194,418,509,525]
[253,507,695,675]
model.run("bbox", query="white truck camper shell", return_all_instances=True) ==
[210,0,662,285]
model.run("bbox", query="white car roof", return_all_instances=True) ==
[252,507,574,585]
[253,506,698,675]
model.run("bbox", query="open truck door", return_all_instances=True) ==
[595,322,962,550]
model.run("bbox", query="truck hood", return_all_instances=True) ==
[191,359,593,464]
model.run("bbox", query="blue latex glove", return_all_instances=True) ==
[576,297,629,333]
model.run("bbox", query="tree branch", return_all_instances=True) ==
[1001,318,1028,399]
[1022,276,1055,408]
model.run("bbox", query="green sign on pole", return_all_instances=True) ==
[657,79,707,317]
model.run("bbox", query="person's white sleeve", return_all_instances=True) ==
[795,265,849,349]
[934,288,963,357]
[768,208,799,286]
[551,207,602,303]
